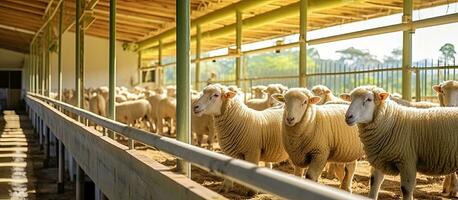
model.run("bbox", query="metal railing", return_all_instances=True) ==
[27,92,367,200]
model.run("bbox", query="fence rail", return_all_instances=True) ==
[26,93,367,200]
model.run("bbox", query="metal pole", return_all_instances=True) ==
[41,38,45,95]
[158,40,163,87]
[108,0,116,139]
[299,0,308,87]
[79,0,85,109]
[176,0,191,177]
[415,68,421,101]
[58,1,63,101]
[76,166,85,200]
[235,10,242,88]
[195,24,201,90]
[75,0,81,108]
[46,24,51,97]
[402,0,413,100]
[31,43,35,93]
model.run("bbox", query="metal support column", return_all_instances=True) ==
[299,0,308,87]
[45,24,51,97]
[58,1,63,101]
[75,0,82,109]
[402,0,413,100]
[108,0,117,139]
[195,24,201,90]
[176,0,191,177]
[76,166,85,200]
[44,127,50,168]
[40,39,45,95]
[158,40,163,87]
[235,10,242,88]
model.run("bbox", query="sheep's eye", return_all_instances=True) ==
[366,98,372,102]
[213,94,219,98]
[303,100,307,105]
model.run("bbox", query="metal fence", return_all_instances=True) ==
[27,93,367,200]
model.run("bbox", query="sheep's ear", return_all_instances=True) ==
[324,90,331,94]
[309,96,321,104]
[262,89,268,94]
[271,93,285,103]
[224,91,237,99]
[378,92,390,101]
[340,93,351,102]
[432,85,443,94]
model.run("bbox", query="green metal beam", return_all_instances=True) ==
[45,24,51,97]
[195,24,201,90]
[402,0,413,100]
[41,37,45,95]
[58,1,63,101]
[235,10,242,88]
[299,0,308,87]
[108,0,116,126]
[158,40,163,87]
[176,0,191,177]
[138,0,276,50]
[143,0,360,53]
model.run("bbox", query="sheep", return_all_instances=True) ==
[389,93,439,108]
[251,85,267,99]
[115,94,127,103]
[245,84,285,111]
[192,84,289,193]
[191,95,216,149]
[115,99,154,132]
[88,92,106,117]
[156,96,176,135]
[272,88,364,192]
[310,85,352,182]
[433,80,458,197]
[342,85,458,200]
[311,85,346,105]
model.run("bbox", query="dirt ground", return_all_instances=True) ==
[131,140,457,200]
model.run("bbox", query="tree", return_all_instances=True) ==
[439,43,456,65]
[336,47,380,69]
[383,48,402,66]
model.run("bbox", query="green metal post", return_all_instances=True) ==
[195,24,201,90]
[158,40,163,87]
[45,24,51,97]
[235,10,242,88]
[402,0,413,100]
[299,0,308,87]
[32,43,36,93]
[108,0,116,139]
[75,0,81,108]
[30,43,34,93]
[415,68,421,101]
[58,2,63,101]
[41,38,45,95]
[79,0,85,108]
[176,0,191,177]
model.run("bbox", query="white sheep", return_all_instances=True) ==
[245,84,286,111]
[342,85,458,200]
[389,93,439,108]
[115,99,154,131]
[88,92,106,117]
[311,85,346,105]
[251,85,267,99]
[433,80,458,197]
[191,96,216,149]
[193,84,289,192]
[272,88,364,192]
[156,96,176,135]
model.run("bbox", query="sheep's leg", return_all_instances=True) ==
[220,154,244,193]
[294,166,305,178]
[207,126,215,150]
[399,166,416,200]
[244,151,261,196]
[196,132,204,147]
[305,155,327,181]
[447,172,458,197]
[368,168,385,200]
[443,174,452,195]
[340,161,356,193]
[334,163,346,182]
[157,117,164,135]
[266,162,273,169]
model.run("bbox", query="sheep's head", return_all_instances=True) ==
[166,86,176,98]
[252,85,267,98]
[272,88,320,127]
[341,86,389,126]
[193,84,236,116]
[311,85,332,105]
[433,80,458,107]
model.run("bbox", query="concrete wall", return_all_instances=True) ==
[50,32,139,91]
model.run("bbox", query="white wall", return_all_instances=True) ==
[0,48,25,69]
[50,32,139,91]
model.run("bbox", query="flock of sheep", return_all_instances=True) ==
[58,80,458,200]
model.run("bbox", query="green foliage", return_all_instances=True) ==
[439,43,456,65]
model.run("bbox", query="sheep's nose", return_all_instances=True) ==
[193,105,200,110]
[286,117,295,123]
[346,114,354,120]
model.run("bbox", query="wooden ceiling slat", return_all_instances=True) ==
[0,1,45,16]
[5,0,48,10]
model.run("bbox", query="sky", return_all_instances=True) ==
[209,2,458,62]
